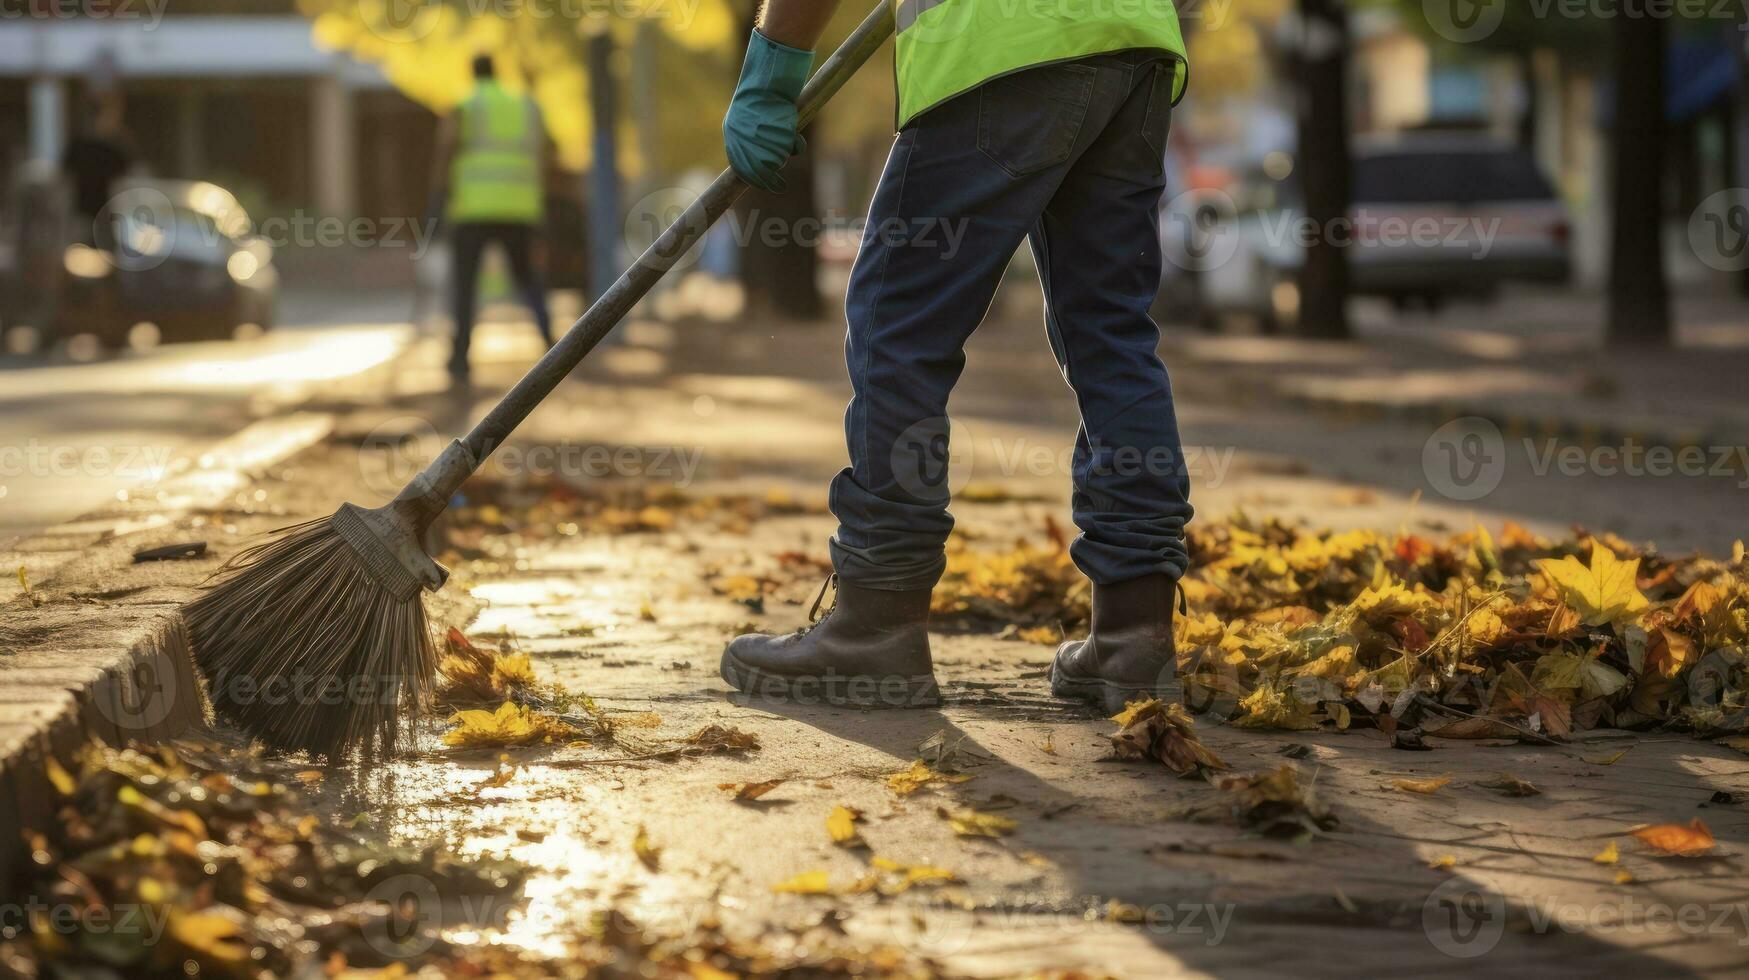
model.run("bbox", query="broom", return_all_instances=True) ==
[185,5,896,760]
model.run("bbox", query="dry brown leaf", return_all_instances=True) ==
[1629,819,1715,856]
[718,779,784,801]
[1106,698,1228,776]
[1478,772,1541,797]
[1391,775,1453,795]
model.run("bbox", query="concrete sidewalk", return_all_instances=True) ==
[3,309,1746,976]
[1166,322,1749,456]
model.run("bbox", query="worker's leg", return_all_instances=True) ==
[828,66,1100,590]
[1037,55,1190,711]
[500,223,555,346]
[448,223,488,380]
[1029,55,1191,586]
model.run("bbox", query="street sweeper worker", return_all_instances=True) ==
[432,54,557,385]
[718,0,1192,712]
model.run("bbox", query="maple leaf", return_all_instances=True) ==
[1535,543,1649,626]
[442,702,579,749]
[1105,698,1227,776]
[1629,819,1715,856]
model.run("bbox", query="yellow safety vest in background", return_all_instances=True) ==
[893,0,1189,129]
[448,80,544,224]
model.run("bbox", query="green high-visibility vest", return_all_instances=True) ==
[892,0,1189,129]
[448,80,544,224]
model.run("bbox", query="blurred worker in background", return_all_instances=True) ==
[62,94,135,235]
[432,54,555,386]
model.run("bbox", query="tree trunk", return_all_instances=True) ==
[1296,0,1352,338]
[732,1,824,321]
[1607,16,1671,346]
[585,31,623,304]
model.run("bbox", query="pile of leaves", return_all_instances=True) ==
[932,517,1091,632]
[436,628,609,750]
[5,739,529,978]
[1174,516,1749,738]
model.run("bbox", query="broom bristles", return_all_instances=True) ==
[184,516,436,760]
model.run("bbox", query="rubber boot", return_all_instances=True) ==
[720,577,939,708]
[1050,574,1178,714]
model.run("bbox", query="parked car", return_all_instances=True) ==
[58,179,277,348]
[1166,138,1572,331]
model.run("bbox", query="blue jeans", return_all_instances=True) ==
[829,51,1193,591]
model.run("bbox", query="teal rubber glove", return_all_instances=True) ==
[724,28,814,193]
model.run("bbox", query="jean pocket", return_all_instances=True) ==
[977,62,1097,178]
[1141,62,1174,163]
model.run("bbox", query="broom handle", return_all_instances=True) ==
[406,3,896,512]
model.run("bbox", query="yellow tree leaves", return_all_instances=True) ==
[826,806,865,848]
[1536,543,1650,626]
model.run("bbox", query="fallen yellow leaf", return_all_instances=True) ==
[885,759,971,797]
[633,826,661,871]
[442,701,578,749]
[826,805,865,848]
[1535,543,1649,626]
[1614,869,1636,885]
[1391,775,1452,794]
[939,807,1016,838]
[771,870,834,895]
[1593,841,1619,864]
[1427,854,1457,870]
[1583,747,1630,765]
